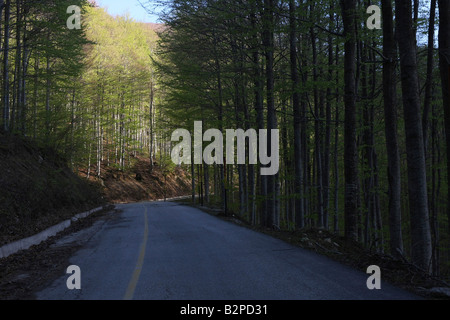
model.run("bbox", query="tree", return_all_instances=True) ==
[438,0,450,245]
[395,0,432,272]
[422,0,437,153]
[289,0,304,229]
[340,0,359,242]
[381,0,403,259]
[143,0,450,275]
[262,0,278,228]
[2,0,10,132]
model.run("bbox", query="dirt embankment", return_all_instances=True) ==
[0,133,191,247]
[95,155,192,204]
[0,133,105,247]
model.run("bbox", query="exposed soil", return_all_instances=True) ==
[0,133,105,247]
[0,133,191,246]
[95,154,192,204]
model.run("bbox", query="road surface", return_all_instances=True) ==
[35,201,419,300]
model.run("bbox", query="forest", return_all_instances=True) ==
[0,0,449,281]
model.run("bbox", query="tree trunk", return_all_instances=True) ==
[33,58,38,139]
[45,54,51,139]
[0,0,3,36]
[12,0,22,133]
[149,82,154,173]
[251,3,266,225]
[381,0,403,259]
[212,31,227,216]
[396,0,432,272]
[20,29,29,134]
[262,0,277,228]
[340,0,359,242]
[310,13,324,229]
[333,39,340,234]
[323,2,334,230]
[361,43,371,247]
[2,0,11,132]
[438,0,450,249]
[422,0,437,153]
[289,0,304,229]
[430,92,440,276]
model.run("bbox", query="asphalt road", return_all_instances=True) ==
[35,201,419,300]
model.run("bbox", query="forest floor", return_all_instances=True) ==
[177,199,450,300]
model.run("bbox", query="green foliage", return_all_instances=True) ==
[1,1,161,174]
[150,0,450,276]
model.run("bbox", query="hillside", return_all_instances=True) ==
[0,133,192,247]
[90,155,192,204]
[0,133,104,246]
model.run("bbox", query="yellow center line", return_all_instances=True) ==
[123,205,149,300]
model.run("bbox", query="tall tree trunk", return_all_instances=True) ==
[0,0,3,35]
[262,0,277,228]
[422,0,437,153]
[430,91,440,276]
[45,54,51,139]
[20,29,29,134]
[369,42,383,252]
[251,2,266,226]
[413,0,419,47]
[281,101,289,226]
[289,0,304,229]
[2,0,11,132]
[438,0,450,249]
[381,0,403,259]
[340,0,359,242]
[33,58,38,139]
[242,53,255,223]
[212,31,227,215]
[13,0,22,133]
[334,40,340,234]
[149,81,154,173]
[382,0,403,258]
[361,43,371,247]
[70,89,75,169]
[310,11,324,229]
[396,0,432,272]
[231,36,246,218]
[323,2,334,231]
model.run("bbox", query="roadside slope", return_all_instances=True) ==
[97,155,191,204]
[0,133,105,247]
[0,133,192,247]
